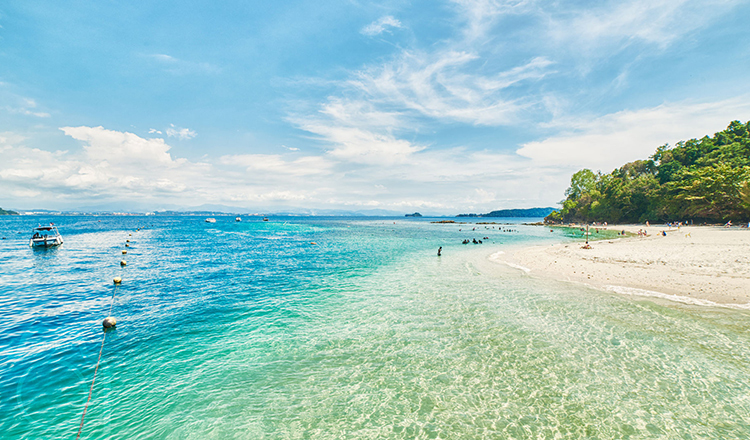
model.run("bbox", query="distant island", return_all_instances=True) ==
[546,120,750,224]
[457,207,557,218]
[405,212,422,217]
[0,207,19,215]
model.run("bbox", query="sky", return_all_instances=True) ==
[1,0,750,214]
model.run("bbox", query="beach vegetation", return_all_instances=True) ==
[547,120,750,223]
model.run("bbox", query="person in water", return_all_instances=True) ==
[437,246,442,256]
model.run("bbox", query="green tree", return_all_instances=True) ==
[546,120,750,224]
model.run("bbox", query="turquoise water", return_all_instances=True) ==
[1,216,749,439]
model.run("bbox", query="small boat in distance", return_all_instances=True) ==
[235,217,241,222]
[30,224,64,248]
[205,218,216,223]
[262,217,269,222]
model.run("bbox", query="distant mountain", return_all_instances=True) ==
[0,207,19,215]
[457,207,557,218]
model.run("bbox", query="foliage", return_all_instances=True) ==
[0,207,19,215]
[545,120,750,223]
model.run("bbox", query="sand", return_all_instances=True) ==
[501,225,750,309]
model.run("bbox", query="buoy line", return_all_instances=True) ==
[76,230,136,439]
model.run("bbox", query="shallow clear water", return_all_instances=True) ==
[1,216,749,439]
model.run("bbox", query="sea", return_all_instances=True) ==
[1,215,749,439]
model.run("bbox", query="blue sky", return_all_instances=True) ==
[1,0,749,213]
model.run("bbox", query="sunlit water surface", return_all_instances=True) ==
[1,216,749,439]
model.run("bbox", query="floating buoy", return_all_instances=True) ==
[102,317,117,328]
[129,234,132,236]
[126,239,130,242]
[125,244,129,247]
[120,260,127,266]
[122,250,127,254]
[113,277,122,284]
[310,242,318,245]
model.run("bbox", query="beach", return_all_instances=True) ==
[503,224,750,308]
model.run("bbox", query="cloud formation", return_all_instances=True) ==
[166,124,197,140]
[517,98,750,172]
[6,98,50,118]
[361,16,403,36]
[0,127,207,202]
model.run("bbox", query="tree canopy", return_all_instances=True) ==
[546,120,750,224]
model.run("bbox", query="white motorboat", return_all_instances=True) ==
[205,218,216,223]
[235,217,241,222]
[29,224,63,248]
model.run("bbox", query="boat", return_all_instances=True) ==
[262,217,269,222]
[235,217,241,222]
[29,224,63,248]
[205,218,216,223]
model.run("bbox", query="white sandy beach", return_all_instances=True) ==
[501,225,750,308]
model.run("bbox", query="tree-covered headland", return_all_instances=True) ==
[0,207,19,215]
[546,120,750,224]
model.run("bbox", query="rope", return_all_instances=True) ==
[75,327,107,439]
[76,247,125,439]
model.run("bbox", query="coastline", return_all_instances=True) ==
[495,224,750,309]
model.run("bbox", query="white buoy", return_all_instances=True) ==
[120,260,127,266]
[113,277,122,284]
[102,317,117,328]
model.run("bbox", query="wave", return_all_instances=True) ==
[487,251,531,273]
[604,285,750,310]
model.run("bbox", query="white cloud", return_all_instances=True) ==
[166,124,197,140]
[361,16,403,36]
[219,154,333,176]
[516,97,750,172]
[348,50,553,126]
[146,53,221,75]
[0,125,569,212]
[6,97,50,118]
[289,98,424,165]
[300,123,424,165]
[148,128,163,134]
[0,127,212,204]
[61,126,179,166]
[451,0,534,41]
[549,0,744,50]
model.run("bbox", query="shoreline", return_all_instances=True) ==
[494,224,750,309]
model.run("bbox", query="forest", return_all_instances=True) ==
[545,120,750,224]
